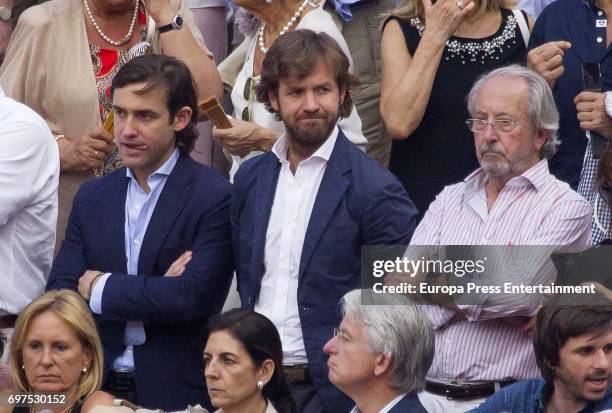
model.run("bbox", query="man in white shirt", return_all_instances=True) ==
[0,86,59,362]
[232,30,418,413]
[323,289,433,413]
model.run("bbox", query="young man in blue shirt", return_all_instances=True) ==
[470,286,612,413]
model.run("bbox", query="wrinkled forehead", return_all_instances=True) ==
[474,76,530,117]
[279,60,337,87]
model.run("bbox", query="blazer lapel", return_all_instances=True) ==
[298,133,351,280]
[138,155,193,276]
[102,172,129,273]
[251,155,281,281]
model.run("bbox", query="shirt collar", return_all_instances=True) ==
[126,147,180,182]
[538,381,612,412]
[349,394,408,413]
[463,159,550,197]
[271,125,339,164]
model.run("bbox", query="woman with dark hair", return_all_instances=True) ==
[204,310,296,413]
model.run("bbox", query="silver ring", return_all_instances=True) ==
[457,0,464,8]
[94,150,99,158]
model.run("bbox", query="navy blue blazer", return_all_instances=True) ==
[388,393,428,412]
[232,131,419,412]
[47,154,233,410]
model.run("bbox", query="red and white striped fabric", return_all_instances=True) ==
[0,364,13,392]
[411,159,591,381]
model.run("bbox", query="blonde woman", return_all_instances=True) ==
[2,290,113,413]
[380,0,532,219]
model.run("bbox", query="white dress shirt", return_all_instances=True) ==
[254,126,339,364]
[0,87,59,316]
[90,149,179,371]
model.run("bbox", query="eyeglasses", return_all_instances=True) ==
[465,118,519,133]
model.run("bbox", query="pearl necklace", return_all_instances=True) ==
[257,0,310,54]
[83,0,139,46]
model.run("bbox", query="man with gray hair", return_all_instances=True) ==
[323,289,434,413]
[410,65,592,412]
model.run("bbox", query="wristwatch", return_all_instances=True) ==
[0,6,11,21]
[157,14,183,33]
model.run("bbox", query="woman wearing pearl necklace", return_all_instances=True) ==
[0,0,222,251]
[214,0,367,182]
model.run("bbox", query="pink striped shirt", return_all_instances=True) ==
[410,160,591,381]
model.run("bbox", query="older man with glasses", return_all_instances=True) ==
[409,64,593,413]
[324,289,434,413]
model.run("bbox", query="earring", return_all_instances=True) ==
[82,367,87,373]
[266,0,272,4]
[257,380,264,391]
[21,365,25,370]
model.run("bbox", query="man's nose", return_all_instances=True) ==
[323,336,337,354]
[302,91,319,112]
[591,348,609,370]
[121,116,138,136]
[482,121,499,142]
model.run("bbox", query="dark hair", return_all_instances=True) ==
[208,310,296,413]
[533,288,612,382]
[255,29,359,120]
[111,55,199,155]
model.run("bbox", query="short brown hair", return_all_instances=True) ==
[533,288,612,382]
[255,29,358,120]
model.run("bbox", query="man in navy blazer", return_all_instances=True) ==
[232,30,418,413]
[47,56,233,410]
[324,290,433,413]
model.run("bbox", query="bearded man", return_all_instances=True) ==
[410,64,592,413]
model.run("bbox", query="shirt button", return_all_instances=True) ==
[597,36,603,43]
[133,239,140,244]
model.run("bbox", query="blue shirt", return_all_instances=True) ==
[469,379,612,413]
[90,148,180,371]
[528,0,612,189]
[327,0,398,21]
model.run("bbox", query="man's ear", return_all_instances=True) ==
[373,353,392,377]
[534,128,551,154]
[173,106,193,132]
[268,90,279,113]
[340,86,347,106]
